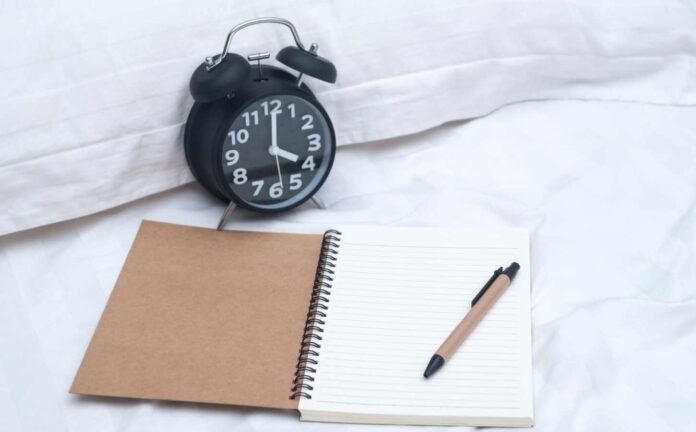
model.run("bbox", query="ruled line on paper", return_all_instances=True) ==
[315,400,520,409]
[341,242,518,249]
[328,307,519,316]
[324,372,518,389]
[319,394,520,403]
[330,311,520,323]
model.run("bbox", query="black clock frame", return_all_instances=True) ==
[184,65,336,213]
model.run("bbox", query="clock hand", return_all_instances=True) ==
[274,153,283,188]
[268,113,298,162]
[271,110,278,149]
[275,147,299,162]
[271,112,283,188]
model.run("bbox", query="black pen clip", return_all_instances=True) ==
[471,267,504,307]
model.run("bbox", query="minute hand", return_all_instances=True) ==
[271,112,283,187]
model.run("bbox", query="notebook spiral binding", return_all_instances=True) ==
[289,229,342,400]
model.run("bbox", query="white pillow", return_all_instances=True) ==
[1,0,695,235]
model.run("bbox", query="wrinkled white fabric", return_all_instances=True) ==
[2,0,696,235]
[1,100,694,431]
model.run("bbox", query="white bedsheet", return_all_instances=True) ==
[1,100,695,431]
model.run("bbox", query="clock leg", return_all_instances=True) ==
[310,196,326,209]
[216,201,238,231]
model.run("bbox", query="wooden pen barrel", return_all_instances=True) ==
[436,274,512,360]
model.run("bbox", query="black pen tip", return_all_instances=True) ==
[423,355,445,378]
[503,262,520,280]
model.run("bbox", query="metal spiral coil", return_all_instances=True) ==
[289,229,342,400]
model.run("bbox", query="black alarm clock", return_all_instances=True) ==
[184,18,337,228]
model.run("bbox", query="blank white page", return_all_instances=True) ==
[298,226,533,426]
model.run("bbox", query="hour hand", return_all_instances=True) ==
[274,147,299,162]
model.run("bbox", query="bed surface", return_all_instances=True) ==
[1,100,694,431]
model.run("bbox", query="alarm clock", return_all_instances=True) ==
[184,17,337,228]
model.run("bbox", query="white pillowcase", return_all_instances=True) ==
[1,0,695,235]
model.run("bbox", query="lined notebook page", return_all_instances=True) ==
[299,226,533,426]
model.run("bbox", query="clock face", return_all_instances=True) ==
[220,94,334,211]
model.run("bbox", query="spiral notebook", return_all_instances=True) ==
[71,221,533,427]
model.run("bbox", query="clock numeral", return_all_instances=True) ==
[228,129,249,145]
[289,173,303,191]
[301,114,314,130]
[251,179,264,196]
[307,134,321,151]
[261,99,282,116]
[269,181,283,199]
[301,155,316,171]
[225,149,240,166]
[288,103,296,118]
[242,110,259,127]
[232,168,248,185]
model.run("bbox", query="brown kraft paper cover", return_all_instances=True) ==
[70,220,323,410]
